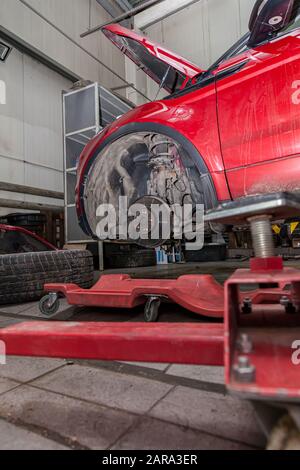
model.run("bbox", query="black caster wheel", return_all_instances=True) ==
[144,297,161,323]
[39,294,60,316]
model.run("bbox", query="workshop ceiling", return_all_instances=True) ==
[126,0,148,6]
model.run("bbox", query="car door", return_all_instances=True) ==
[216,13,300,199]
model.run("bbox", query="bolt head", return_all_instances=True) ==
[237,334,253,354]
[233,355,256,384]
[280,296,289,307]
[242,298,252,314]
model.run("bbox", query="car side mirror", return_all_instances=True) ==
[248,0,294,47]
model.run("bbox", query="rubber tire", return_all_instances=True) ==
[144,298,161,323]
[104,245,157,269]
[0,250,94,305]
[4,213,46,225]
[39,295,60,316]
[185,244,227,263]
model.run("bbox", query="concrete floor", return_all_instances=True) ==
[0,260,279,450]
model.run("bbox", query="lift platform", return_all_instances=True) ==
[1,192,300,446]
[0,322,224,366]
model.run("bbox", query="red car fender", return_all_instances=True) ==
[76,94,231,226]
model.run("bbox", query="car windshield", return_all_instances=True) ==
[167,1,300,99]
[169,32,250,97]
[208,33,250,72]
[195,0,300,81]
[193,33,250,83]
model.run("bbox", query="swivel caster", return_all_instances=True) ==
[144,297,161,323]
[39,292,60,316]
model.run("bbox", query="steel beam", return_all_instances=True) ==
[81,0,165,37]
[0,322,224,365]
[135,0,202,30]
[96,0,124,19]
[0,182,64,201]
[0,199,63,213]
[114,0,133,12]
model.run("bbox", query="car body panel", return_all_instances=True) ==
[0,224,57,253]
[226,154,300,198]
[76,82,231,222]
[102,24,203,93]
[216,28,300,197]
[77,8,300,236]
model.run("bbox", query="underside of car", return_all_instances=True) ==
[84,132,203,231]
[80,129,220,248]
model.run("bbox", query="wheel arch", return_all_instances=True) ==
[77,122,219,236]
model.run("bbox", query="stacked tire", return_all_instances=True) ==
[104,244,157,269]
[0,213,47,237]
[0,250,94,305]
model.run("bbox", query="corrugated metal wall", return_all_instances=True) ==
[128,0,256,102]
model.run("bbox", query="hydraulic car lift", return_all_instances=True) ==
[1,192,300,447]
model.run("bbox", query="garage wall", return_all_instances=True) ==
[128,0,256,102]
[0,0,127,214]
[0,46,71,214]
[0,0,126,89]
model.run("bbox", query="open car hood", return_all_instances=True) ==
[102,24,203,94]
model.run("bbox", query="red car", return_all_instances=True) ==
[77,0,300,239]
[0,224,56,254]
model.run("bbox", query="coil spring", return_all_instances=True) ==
[148,134,177,165]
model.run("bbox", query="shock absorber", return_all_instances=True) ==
[147,133,176,165]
